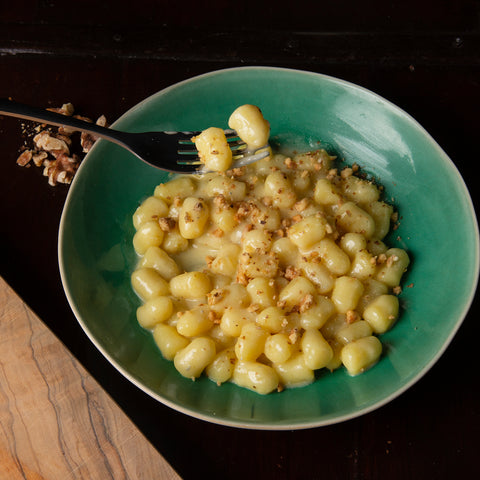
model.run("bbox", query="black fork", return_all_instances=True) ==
[0,98,267,173]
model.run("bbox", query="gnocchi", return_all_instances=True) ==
[130,105,410,394]
[228,104,270,150]
[193,127,233,172]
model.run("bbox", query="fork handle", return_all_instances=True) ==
[0,98,126,146]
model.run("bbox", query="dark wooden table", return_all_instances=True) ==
[1,1,479,478]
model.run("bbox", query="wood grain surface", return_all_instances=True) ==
[0,276,181,480]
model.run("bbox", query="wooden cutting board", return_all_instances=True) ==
[0,276,181,480]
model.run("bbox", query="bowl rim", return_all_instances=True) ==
[58,66,480,430]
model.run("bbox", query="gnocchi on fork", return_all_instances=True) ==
[186,104,271,172]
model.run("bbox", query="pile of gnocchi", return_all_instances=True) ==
[130,105,410,394]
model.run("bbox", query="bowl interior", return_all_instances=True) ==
[59,67,479,429]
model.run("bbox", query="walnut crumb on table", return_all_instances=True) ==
[15,102,107,186]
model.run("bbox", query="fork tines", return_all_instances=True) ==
[176,130,245,154]
[176,130,249,168]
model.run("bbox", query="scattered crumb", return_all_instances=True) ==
[14,102,107,186]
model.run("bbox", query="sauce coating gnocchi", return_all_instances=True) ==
[130,106,410,394]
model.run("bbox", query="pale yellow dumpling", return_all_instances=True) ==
[131,105,410,395]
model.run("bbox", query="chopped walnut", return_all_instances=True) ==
[245,175,259,188]
[43,153,80,186]
[377,253,387,264]
[346,310,359,324]
[208,310,221,324]
[207,288,225,306]
[235,202,252,221]
[326,168,338,180]
[47,102,75,116]
[298,293,315,313]
[16,150,32,166]
[16,103,106,186]
[294,198,309,212]
[32,151,48,167]
[288,328,299,344]
[341,167,353,178]
[55,133,73,146]
[80,131,97,153]
[34,131,70,155]
[96,114,107,127]
[228,167,245,177]
[194,201,205,212]
[158,217,176,232]
[80,115,107,153]
[284,265,300,280]
[386,254,399,268]
[213,194,228,209]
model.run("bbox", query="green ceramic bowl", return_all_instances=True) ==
[59,67,479,429]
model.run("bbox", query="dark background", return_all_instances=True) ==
[0,1,479,478]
